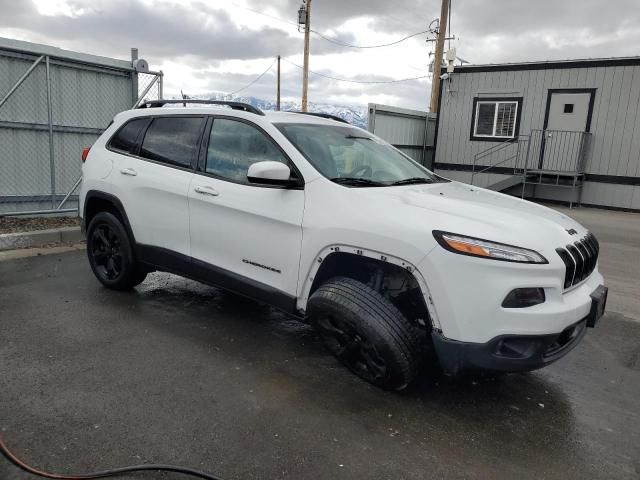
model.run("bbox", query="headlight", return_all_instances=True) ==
[433,231,547,264]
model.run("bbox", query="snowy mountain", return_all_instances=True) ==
[173,93,368,128]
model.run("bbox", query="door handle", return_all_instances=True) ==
[120,168,138,176]
[194,185,219,197]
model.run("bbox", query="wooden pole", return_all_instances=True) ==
[277,55,281,111]
[429,0,449,112]
[301,0,311,112]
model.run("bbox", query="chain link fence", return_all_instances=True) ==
[137,72,163,106]
[0,43,163,215]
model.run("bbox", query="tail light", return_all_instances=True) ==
[81,146,91,163]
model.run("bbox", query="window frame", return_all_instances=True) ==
[196,115,304,190]
[106,114,207,173]
[469,96,523,142]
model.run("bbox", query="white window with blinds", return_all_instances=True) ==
[472,99,520,139]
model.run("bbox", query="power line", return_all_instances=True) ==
[310,29,429,49]
[283,58,429,84]
[227,1,427,49]
[228,59,276,96]
[228,2,299,28]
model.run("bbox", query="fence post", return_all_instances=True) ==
[130,48,139,106]
[45,55,56,208]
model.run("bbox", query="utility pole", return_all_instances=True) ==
[277,55,281,111]
[301,0,311,112]
[429,0,449,113]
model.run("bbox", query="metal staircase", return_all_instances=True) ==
[470,129,592,207]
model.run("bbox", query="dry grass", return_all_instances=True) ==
[0,216,80,234]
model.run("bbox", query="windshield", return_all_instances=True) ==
[276,123,445,187]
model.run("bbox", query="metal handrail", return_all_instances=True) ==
[473,138,518,162]
[471,135,529,185]
[528,129,591,174]
[473,153,520,177]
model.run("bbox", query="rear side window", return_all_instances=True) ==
[108,118,148,153]
[139,117,203,168]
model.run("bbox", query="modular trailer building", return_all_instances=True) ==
[433,57,640,210]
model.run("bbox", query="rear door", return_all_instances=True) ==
[188,117,304,304]
[110,115,205,260]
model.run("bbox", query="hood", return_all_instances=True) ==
[356,181,586,252]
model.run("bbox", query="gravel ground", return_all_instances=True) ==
[0,216,80,234]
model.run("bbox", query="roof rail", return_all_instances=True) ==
[292,112,350,124]
[137,99,265,116]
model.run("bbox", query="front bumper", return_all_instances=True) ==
[420,243,605,343]
[432,318,588,375]
[432,284,607,374]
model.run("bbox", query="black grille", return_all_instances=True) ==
[556,233,599,289]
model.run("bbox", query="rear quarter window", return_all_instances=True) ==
[107,118,149,154]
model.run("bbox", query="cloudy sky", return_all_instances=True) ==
[1,0,639,110]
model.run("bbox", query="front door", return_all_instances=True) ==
[188,117,304,305]
[540,91,593,170]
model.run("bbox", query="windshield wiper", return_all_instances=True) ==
[390,177,434,186]
[344,135,372,140]
[330,177,384,187]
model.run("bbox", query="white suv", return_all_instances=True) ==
[79,100,607,390]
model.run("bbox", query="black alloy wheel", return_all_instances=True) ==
[86,211,147,290]
[308,276,423,390]
[315,313,388,382]
[90,223,124,281]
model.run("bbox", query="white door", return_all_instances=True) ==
[546,93,591,131]
[189,118,304,299]
[111,116,205,258]
[541,92,592,171]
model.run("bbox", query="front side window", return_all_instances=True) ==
[471,98,521,140]
[108,118,149,154]
[276,123,443,187]
[139,117,203,168]
[205,118,288,183]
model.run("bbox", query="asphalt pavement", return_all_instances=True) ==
[1,246,638,480]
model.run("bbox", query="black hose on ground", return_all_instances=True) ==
[0,435,224,480]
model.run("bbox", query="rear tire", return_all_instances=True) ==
[308,277,423,390]
[86,212,147,290]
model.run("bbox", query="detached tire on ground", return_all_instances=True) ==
[308,276,424,390]
[86,212,147,290]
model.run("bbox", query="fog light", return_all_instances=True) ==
[502,288,545,308]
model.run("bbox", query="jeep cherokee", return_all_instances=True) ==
[79,100,607,390]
